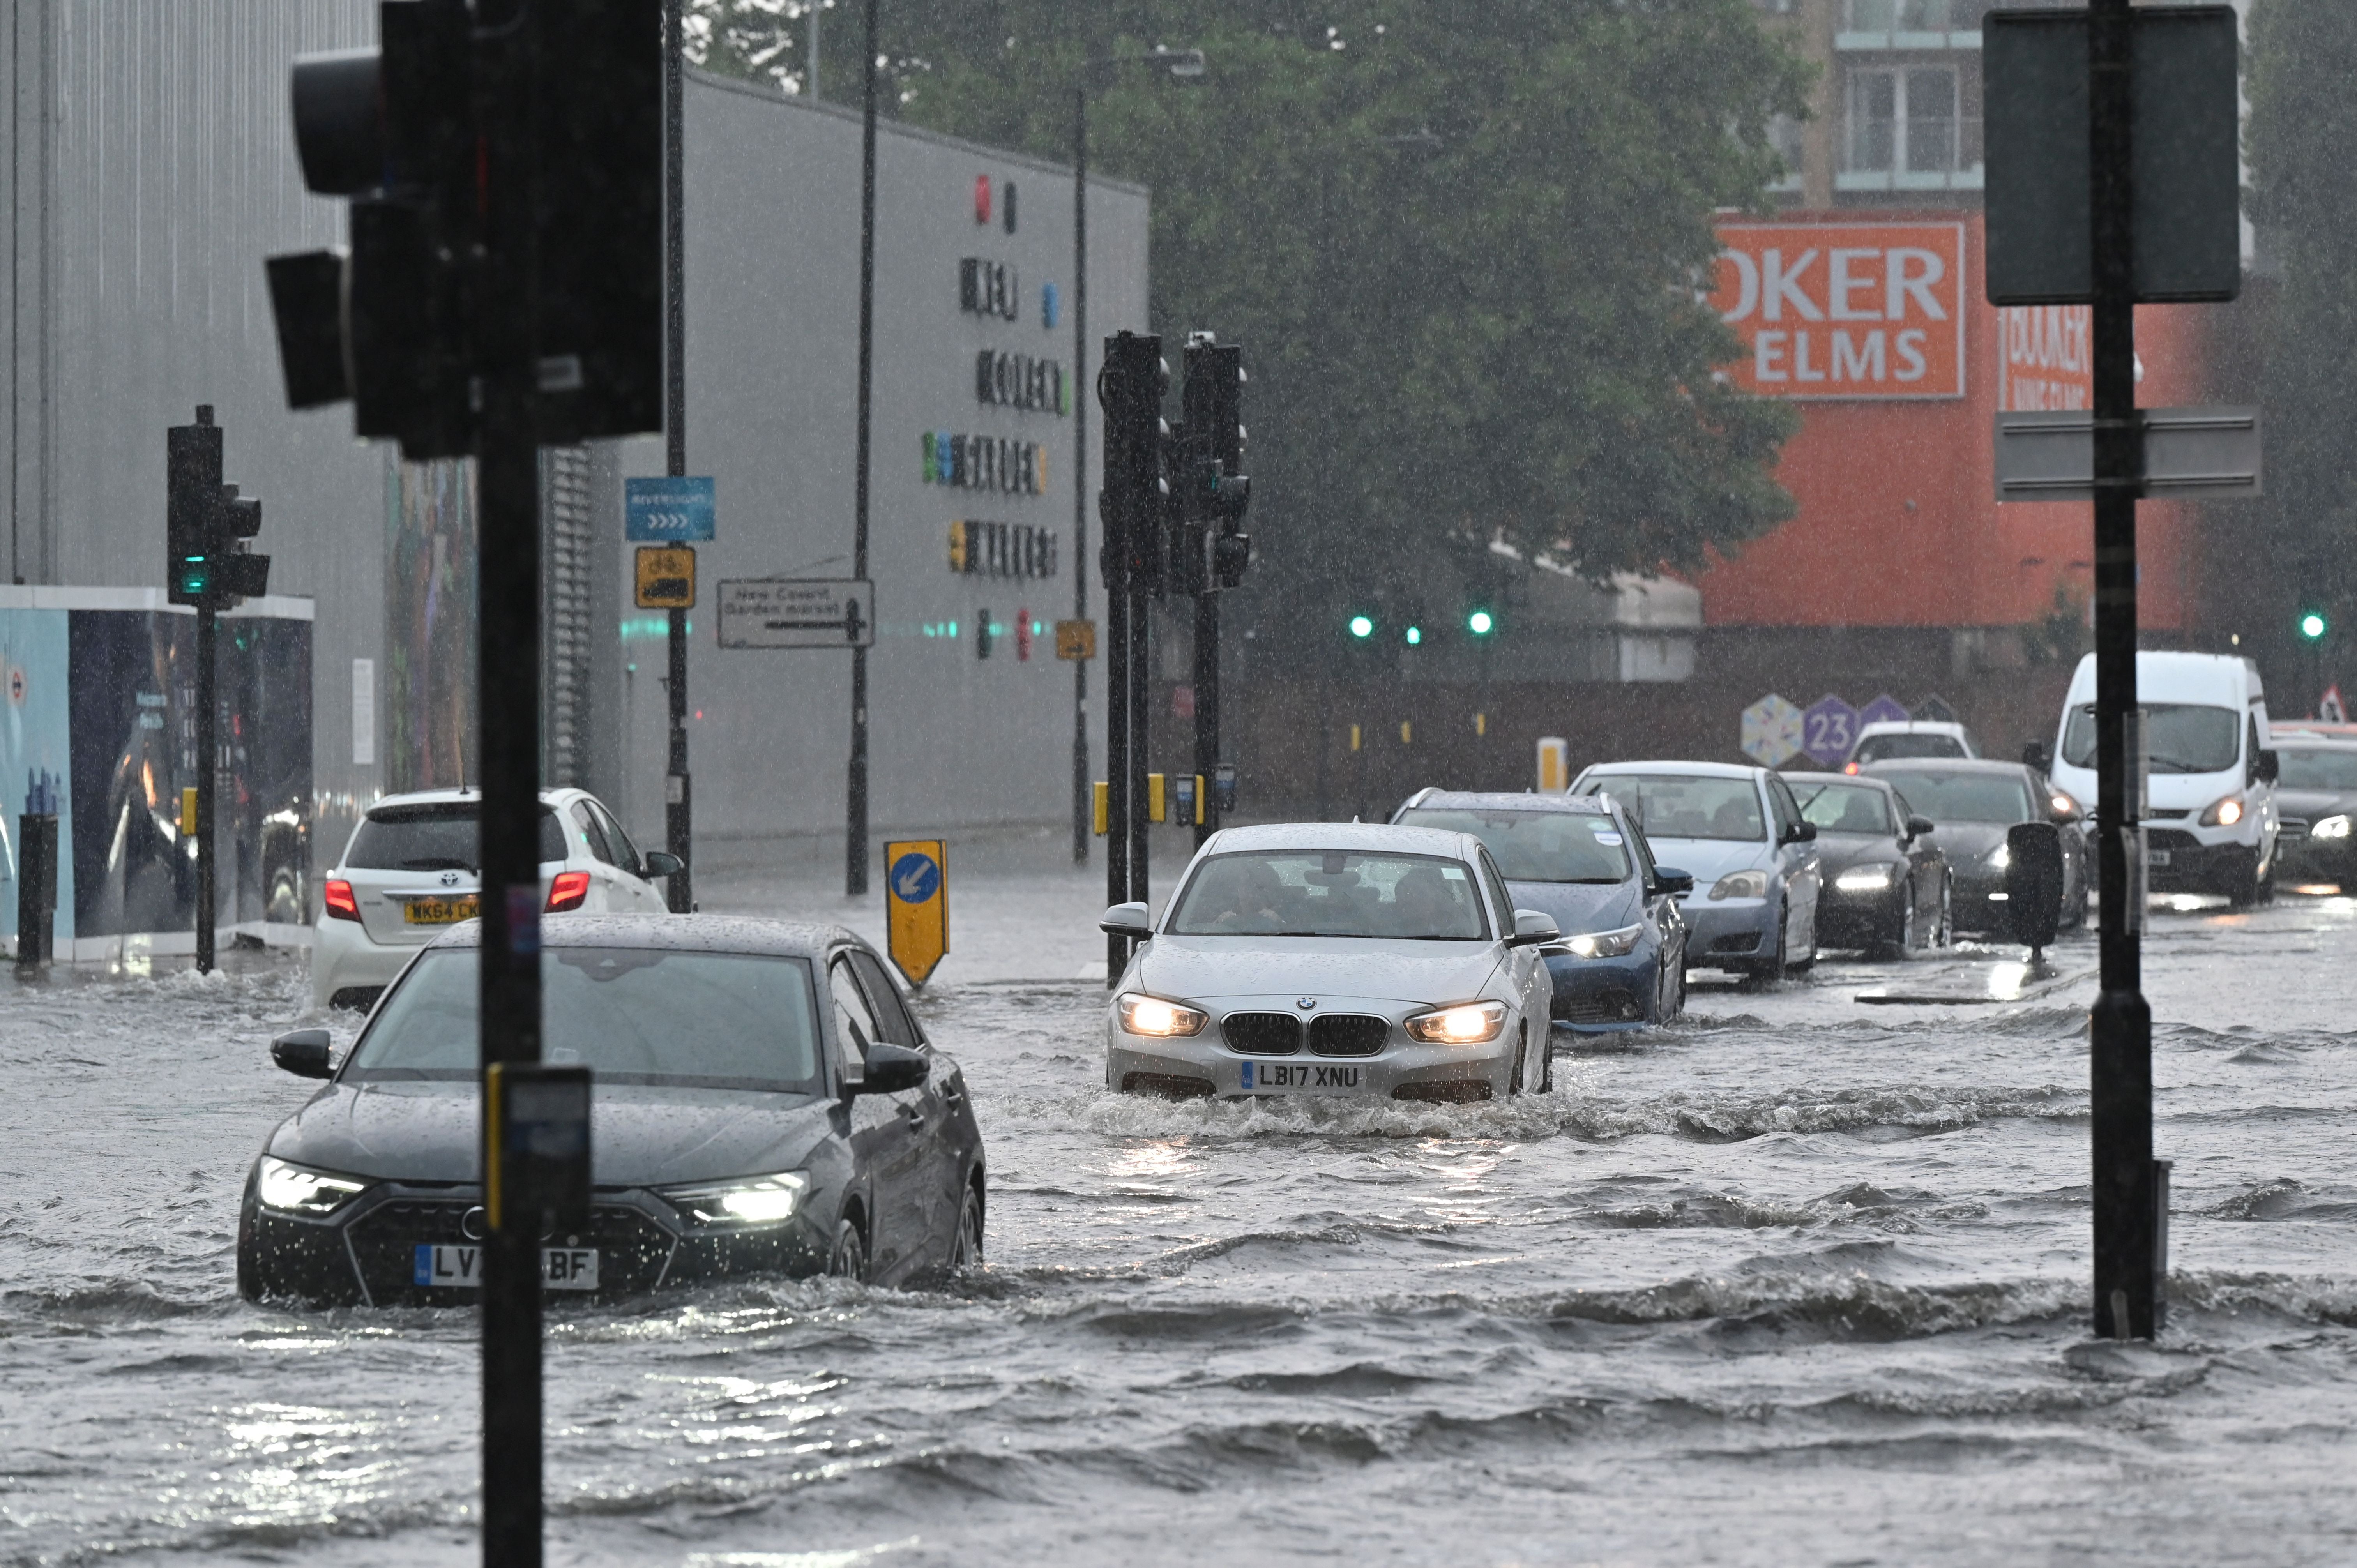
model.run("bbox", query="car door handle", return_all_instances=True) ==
[900,1104,926,1135]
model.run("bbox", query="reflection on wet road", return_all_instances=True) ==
[4,893,2355,1565]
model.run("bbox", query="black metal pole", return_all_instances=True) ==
[1193,590,1217,844]
[1103,390,1130,977]
[663,0,693,912]
[1128,579,1150,904]
[476,5,546,1561]
[1072,85,1091,865]
[2087,0,2159,1343]
[194,603,216,972]
[846,0,877,898]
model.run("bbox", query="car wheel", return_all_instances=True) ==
[827,1215,868,1282]
[1747,912,1788,987]
[1936,875,1956,948]
[1538,1031,1555,1093]
[2223,849,2261,908]
[948,1183,984,1271]
[1880,879,1918,960]
[1507,1026,1526,1097]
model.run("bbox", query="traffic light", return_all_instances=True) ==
[1467,608,1496,636]
[1404,625,1423,646]
[265,0,663,458]
[1174,333,1251,593]
[2300,611,2328,641]
[1098,331,1168,596]
[1348,614,1375,639]
[166,406,268,609]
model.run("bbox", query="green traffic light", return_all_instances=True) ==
[1348,614,1374,638]
[2300,611,2328,641]
[1467,609,1495,636]
[1405,625,1422,646]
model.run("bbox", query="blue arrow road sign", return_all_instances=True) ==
[626,477,716,541]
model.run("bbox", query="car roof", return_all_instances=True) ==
[2273,733,2357,749]
[1578,759,1763,781]
[1854,720,1966,736]
[1201,820,1484,860]
[1784,770,1897,791]
[423,913,860,959]
[364,786,583,813]
[1399,790,1613,816]
[1859,758,2032,778]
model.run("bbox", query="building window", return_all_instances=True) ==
[1846,66,1961,174]
[1767,113,1806,191]
[1845,0,1951,29]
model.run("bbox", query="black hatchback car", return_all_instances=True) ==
[239,916,984,1305]
[1863,759,2088,937]
[1788,772,1951,955]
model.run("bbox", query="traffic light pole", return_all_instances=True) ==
[476,6,548,1561]
[1071,85,1092,867]
[1104,511,1130,981]
[194,603,217,973]
[662,0,693,914]
[2087,0,2161,1342]
[845,0,877,899]
[1193,590,1218,845]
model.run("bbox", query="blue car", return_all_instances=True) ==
[1393,789,1692,1034]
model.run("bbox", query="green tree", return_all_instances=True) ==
[704,3,1808,664]
[2247,1,2357,672]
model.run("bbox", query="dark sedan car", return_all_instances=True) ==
[238,916,984,1306]
[1863,759,2088,937]
[2272,739,2357,886]
[1393,788,1692,1033]
[1788,772,1951,955]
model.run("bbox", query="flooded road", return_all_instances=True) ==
[5,887,2356,1566]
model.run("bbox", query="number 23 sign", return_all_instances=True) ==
[1800,695,1858,767]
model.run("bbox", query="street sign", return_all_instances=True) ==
[716,578,875,649]
[1984,6,2240,305]
[1740,695,1804,768]
[882,839,948,985]
[1859,694,1910,727]
[1054,618,1097,661]
[625,475,715,540]
[634,545,695,609]
[1800,694,1859,767]
[1994,407,2261,502]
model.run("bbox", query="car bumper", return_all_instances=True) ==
[1105,1003,1520,1103]
[237,1176,834,1307]
[1544,945,1662,1032]
[2274,833,2357,884]
[2142,829,2258,895]
[1675,896,1776,968]
[1816,880,1906,947]
[309,917,433,1010]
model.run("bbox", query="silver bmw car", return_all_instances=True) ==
[1102,823,1560,1104]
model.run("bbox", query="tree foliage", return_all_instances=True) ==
[2247,0,2357,645]
[699,2,1809,658]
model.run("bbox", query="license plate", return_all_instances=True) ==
[1237,1060,1364,1092]
[412,1243,599,1290]
[403,895,479,925]
[2146,849,2172,868]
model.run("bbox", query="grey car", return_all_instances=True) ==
[238,915,984,1304]
[1103,822,1560,1103]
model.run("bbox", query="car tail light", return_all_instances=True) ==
[323,879,360,922]
[1843,761,1861,775]
[546,871,592,912]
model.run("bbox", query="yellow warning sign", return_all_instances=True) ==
[883,839,949,985]
[636,545,696,609]
[1054,618,1097,661]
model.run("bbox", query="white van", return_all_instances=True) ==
[2048,652,2280,903]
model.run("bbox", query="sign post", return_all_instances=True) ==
[882,839,948,984]
[716,579,875,649]
[627,476,711,916]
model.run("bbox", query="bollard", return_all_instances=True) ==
[16,812,58,969]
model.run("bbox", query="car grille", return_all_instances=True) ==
[1222,1012,1301,1055]
[1708,932,1761,955]
[2146,827,2199,852]
[346,1197,677,1302]
[1392,1079,1492,1104]
[1556,988,1642,1025]
[1123,1071,1215,1098]
[1308,1014,1390,1056]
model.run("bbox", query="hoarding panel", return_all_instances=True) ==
[1710,222,1968,400]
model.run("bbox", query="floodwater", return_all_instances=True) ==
[5,886,2356,1566]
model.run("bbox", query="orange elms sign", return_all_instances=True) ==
[1709,222,1967,400]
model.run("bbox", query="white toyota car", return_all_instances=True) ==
[311,786,681,1012]
[1102,822,1559,1104]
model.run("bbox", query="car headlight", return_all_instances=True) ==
[2314,814,2353,841]
[1707,869,1768,901]
[659,1171,811,1229]
[1985,842,2011,870]
[255,1155,369,1218]
[1404,1000,1508,1044]
[1117,992,1208,1037]
[1833,863,1899,892]
[2200,794,2246,828]
[1560,923,1643,959]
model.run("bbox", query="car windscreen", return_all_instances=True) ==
[2062,703,2240,775]
[2276,748,2357,790]
[1165,850,1489,939]
[1394,808,1631,883]
[346,804,567,871]
[345,948,822,1090]
[1796,782,1896,835]
[1580,774,1765,842]
[1873,771,2032,825]
[1852,733,1965,763]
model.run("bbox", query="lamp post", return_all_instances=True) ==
[1073,45,1203,869]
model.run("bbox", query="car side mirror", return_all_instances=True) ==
[1507,909,1561,947]
[1651,868,1696,898]
[1906,814,1936,840]
[1099,901,1153,939]
[1781,820,1817,845]
[2256,748,2280,784]
[2022,739,2053,771]
[271,1028,334,1079]
[642,850,685,878]
[854,1041,930,1095]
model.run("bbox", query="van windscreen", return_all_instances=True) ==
[2061,704,2239,775]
